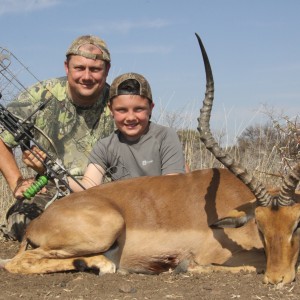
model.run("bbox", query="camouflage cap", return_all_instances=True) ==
[109,73,152,101]
[66,35,111,62]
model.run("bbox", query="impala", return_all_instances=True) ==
[1,33,300,285]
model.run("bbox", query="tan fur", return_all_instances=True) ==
[256,204,300,284]
[1,168,299,284]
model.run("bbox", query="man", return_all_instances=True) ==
[68,72,186,191]
[0,35,114,241]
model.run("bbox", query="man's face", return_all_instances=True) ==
[65,45,110,106]
[109,95,154,142]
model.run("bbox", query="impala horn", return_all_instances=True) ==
[276,164,300,206]
[196,33,273,207]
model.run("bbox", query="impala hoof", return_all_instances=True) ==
[99,261,116,275]
[0,259,11,269]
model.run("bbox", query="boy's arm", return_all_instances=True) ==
[68,163,105,192]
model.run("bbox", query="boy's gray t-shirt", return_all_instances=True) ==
[89,122,185,181]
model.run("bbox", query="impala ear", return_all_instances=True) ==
[210,200,256,229]
[210,214,250,228]
[295,191,300,203]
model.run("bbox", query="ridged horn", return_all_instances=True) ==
[276,164,300,206]
[195,33,272,207]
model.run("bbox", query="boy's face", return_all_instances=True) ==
[109,94,154,141]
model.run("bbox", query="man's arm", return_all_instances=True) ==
[0,139,23,192]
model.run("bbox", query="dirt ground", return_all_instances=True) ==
[0,239,300,300]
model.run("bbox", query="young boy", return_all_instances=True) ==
[70,72,186,190]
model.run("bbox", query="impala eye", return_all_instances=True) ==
[296,222,300,230]
[292,221,300,234]
[255,220,262,232]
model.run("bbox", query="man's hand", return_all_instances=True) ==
[13,177,48,199]
[22,146,47,174]
[13,177,35,199]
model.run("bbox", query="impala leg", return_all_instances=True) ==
[0,259,11,269]
[73,254,116,275]
[0,238,28,269]
[3,208,123,274]
[4,247,116,274]
[188,264,257,274]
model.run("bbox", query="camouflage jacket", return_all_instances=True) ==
[0,77,114,176]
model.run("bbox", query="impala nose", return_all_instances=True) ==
[263,274,283,285]
[263,272,295,285]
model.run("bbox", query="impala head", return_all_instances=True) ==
[256,202,300,284]
[196,33,300,284]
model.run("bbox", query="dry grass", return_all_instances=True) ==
[0,114,299,226]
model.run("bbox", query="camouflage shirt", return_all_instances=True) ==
[0,77,114,176]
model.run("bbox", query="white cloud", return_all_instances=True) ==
[0,0,60,15]
[115,45,172,55]
[93,19,170,34]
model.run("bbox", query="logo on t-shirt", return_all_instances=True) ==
[142,160,153,166]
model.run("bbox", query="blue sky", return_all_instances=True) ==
[0,0,299,142]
